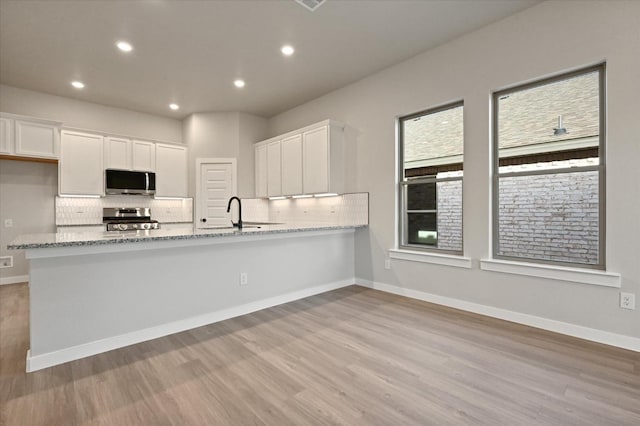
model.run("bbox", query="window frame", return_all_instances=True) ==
[491,64,606,270]
[398,101,464,255]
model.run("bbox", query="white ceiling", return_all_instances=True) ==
[0,0,539,119]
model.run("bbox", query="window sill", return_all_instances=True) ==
[480,258,621,288]
[389,249,472,269]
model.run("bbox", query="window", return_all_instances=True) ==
[493,65,605,268]
[399,102,463,254]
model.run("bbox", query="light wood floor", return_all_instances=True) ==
[1,283,639,425]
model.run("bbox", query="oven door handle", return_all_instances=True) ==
[145,172,149,191]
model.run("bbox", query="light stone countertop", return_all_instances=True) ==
[8,223,367,250]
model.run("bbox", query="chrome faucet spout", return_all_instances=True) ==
[226,197,243,229]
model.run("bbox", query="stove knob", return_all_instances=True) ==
[118,224,127,231]
[142,223,150,230]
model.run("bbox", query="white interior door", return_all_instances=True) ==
[197,159,236,228]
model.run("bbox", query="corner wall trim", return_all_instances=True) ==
[355,278,640,353]
[26,278,355,372]
[0,275,29,286]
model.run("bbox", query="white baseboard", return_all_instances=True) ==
[355,278,640,353]
[26,278,355,372]
[0,275,28,286]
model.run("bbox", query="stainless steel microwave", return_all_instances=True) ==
[105,169,156,195]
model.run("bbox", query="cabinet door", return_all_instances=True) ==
[281,134,303,195]
[14,120,59,158]
[0,117,12,154]
[303,126,329,194]
[105,137,131,170]
[266,141,282,197]
[132,140,156,171]
[60,131,104,195]
[255,144,268,198]
[156,144,188,197]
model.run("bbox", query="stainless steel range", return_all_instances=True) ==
[103,207,160,231]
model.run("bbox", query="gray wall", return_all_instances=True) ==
[182,112,267,198]
[183,111,240,198]
[267,1,640,339]
[0,84,183,143]
[238,113,269,198]
[0,160,57,280]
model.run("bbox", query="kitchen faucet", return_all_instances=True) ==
[226,196,243,229]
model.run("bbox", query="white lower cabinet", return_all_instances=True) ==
[59,130,104,196]
[155,143,188,197]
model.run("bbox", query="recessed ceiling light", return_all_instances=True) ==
[71,81,85,89]
[281,45,295,56]
[234,79,245,88]
[116,41,133,52]
[169,103,180,111]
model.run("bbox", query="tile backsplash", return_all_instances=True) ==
[56,193,368,227]
[241,198,270,222]
[56,196,193,225]
[243,193,369,225]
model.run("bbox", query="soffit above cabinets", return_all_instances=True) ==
[0,0,539,119]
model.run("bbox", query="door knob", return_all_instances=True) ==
[201,218,207,222]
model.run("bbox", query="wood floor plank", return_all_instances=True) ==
[1,283,639,425]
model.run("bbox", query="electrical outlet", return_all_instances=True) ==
[620,292,635,310]
[0,256,13,268]
[240,272,248,286]
[384,259,391,270]
[4,219,13,228]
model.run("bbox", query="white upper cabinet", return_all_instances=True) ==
[302,126,329,194]
[104,137,131,170]
[15,119,60,159]
[0,117,12,154]
[132,140,156,172]
[105,138,157,172]
[303,122,344,195]
[0,113,61,159]
[253,120,343,198]
[155,143,188,197]
[255,143,268,198]
[266,140,282,197]
[281,134,303,196]
[59,130,104,196]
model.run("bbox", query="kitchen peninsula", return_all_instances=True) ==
[10,222,366,372]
